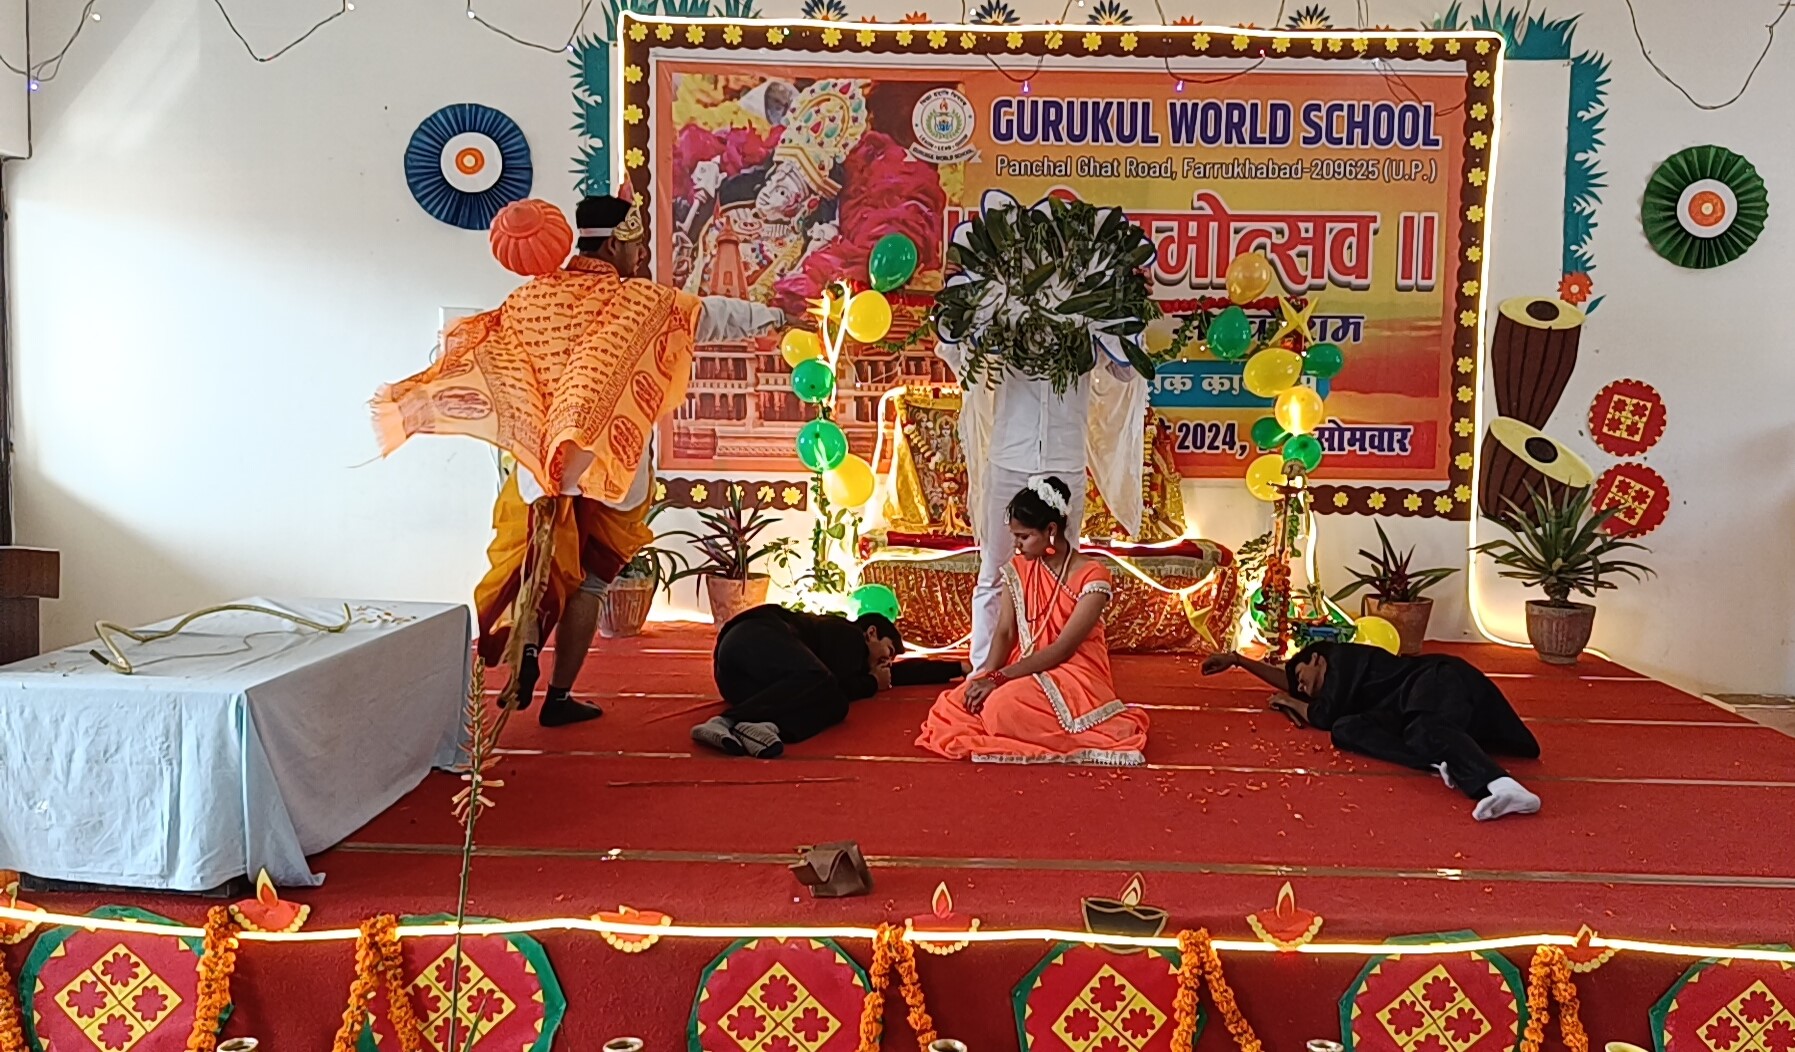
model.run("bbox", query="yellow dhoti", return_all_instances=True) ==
[470,474,655,666]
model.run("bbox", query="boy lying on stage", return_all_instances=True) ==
[1203,642,1543,821]
[692,605,968,758]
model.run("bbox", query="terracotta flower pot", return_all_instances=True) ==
[1362,597,1434,657]
[599,576,657,639]
[1525,600,1596,665]
[704,574,770,624]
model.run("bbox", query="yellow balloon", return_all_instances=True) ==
[823,453,876,507]
[1242,348,1303,398]
[844,290,893,344]
[780,329,823,367]
[1274,385,1326,435]
[1226,251,1274,304]
[1244,452,1286,502]
[1354,614,1402,655]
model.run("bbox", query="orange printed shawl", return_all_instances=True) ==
[372,257,701,503]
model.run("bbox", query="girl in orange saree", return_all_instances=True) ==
[916,477,1149,766]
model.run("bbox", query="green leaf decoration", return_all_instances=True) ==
[1641,145,1769,269]
[934,193,1182,394]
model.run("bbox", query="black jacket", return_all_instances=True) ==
[720,605,960,700]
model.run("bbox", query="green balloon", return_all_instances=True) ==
[791,359,836,404]
[1250,416,1289,451]
[868,234,919,292]
[1283,433,1324,473]
[851,583,902,622]
[796,418,848,472]
[1304,342,1345,379]
[1208,306,1253,360]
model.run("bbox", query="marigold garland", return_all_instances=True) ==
[857,926,937,1052]
[856,926,895,1052]
[186,907,239,1052]
[891,928,938,1048]
[1521,946,1590,1052]
[0,951,27,1052]
[331,916,426,1052]
[1174,930,1265,1052]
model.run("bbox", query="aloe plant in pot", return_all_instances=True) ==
[601,502,689,639]
[1472,486,1653,665]
[666,485,799,624]
[1331,523,1458,656]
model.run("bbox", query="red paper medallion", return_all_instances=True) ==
[1341,940,1524,1052]
[1592,463,1671,537]
[1015,942,1201,1052]
[361,916,563,1052]
[1652,955,1795,1052]
[23,906,215,1052]
[691,938,868,1052]
[1588,379,1667,457]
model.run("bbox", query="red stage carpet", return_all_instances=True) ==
[10,625,1795,1052]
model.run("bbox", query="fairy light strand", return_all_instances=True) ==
[2,904,1792,965]
[2,0,598,87]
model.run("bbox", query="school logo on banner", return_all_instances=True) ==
[911,89,979,165]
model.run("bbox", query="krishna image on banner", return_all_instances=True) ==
[657,71,952,470]
[643,42,1480,508]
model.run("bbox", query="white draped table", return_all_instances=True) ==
[0,599,468,891]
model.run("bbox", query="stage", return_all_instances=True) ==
[9,624,1795,1052]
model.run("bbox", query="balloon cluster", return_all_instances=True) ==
[1209,251,1347,503]
[784,233,919,510]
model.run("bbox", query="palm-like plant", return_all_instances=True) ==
[1333,523,1458,604]
[666,485,798,585]
[618,502,690,594]
[1472,486,1653,606]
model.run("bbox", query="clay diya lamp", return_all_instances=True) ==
[1081,874,1168,951]
[905,883,979,955]
[596,905,672,953]
[1247,882,1324,951]
[229,870,310,934]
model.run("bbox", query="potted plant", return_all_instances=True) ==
[1331,523,1458,656]
[1472,486,1654,665]
[600,502,689,639]
[667,485,798,624]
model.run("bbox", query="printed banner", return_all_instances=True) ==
[624,22,1498,517]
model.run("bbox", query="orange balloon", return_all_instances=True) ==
[489,199,572,277]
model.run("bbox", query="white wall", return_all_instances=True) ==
[0,0,27,157]
[5,0,1791,693]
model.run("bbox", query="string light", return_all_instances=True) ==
[0,903,1789,964]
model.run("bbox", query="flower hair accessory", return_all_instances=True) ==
[1029,478,1070,516]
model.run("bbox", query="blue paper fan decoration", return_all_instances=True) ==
[404,103,533,230]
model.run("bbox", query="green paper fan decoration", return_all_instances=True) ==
[1641,145,1769,269]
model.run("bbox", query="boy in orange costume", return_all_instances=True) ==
[374,193,783,725]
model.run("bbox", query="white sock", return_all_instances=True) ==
[1472,777,1541,821]
[1434,762,1455,789]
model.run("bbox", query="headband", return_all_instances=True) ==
[577,200,646,244]
[1029,478,1070,516]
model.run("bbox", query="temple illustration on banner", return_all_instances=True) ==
[671,296,954,465]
